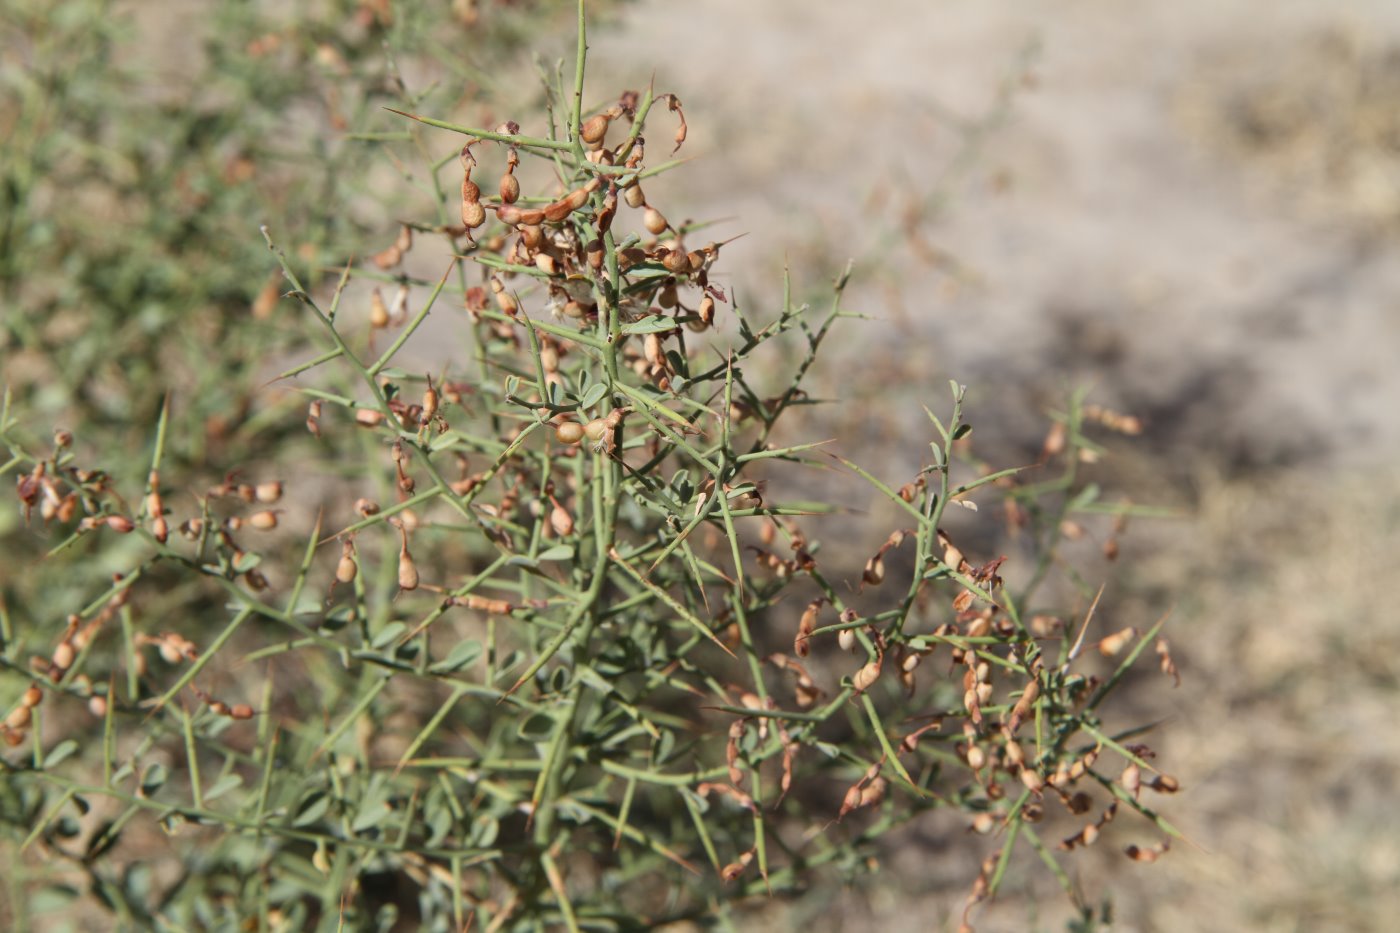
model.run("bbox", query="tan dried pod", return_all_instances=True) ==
[397,525,419,591]
[461,197,486,229]
[249,510,279,531]
[52,642,76,671]
[658,280,678,309]
[336,540,358,584]
[852,659,881,692]
[1020,767,1045,794]
[499,171,520,204]
[549,498,574,537]
[230,704,255,720]
[662,248,690,274]
[698,295,715,327]
[1097,626,1137,657]
[520,224,544,249]
[254,481,283,504]
[534,253,558,276]
[583,418,609,443]
[88,695,107,718]
[1121,762,1141,796]
[22,685,42,708]
[643,206,668,235]
[580,112,610,148]
[6,706,31,731]
[556,421,585,445]
[584,238,604,271]
[370,288,390,328]
[355,409,385,428]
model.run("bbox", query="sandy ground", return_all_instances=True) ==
[592,2,1400,931]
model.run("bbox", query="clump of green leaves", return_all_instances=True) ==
[0,5,1183,930]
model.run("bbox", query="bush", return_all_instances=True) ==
[1,5,1183,930]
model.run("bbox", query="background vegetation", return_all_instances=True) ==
[6,1,1396,931]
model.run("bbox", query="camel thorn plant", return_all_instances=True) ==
[0,4,1184,929]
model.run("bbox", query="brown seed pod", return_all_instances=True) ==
[499,171,520,204]
[583,418,609,443]
[549,498,574,537]
[22,686,43,708]
[520,224,544,249]
[230,704,255,720]
[336,540,358,584]
[370,288,390,328]
[397,525,419,591]
[52,641,76,670]
[580,112,610,147]
[662,248,690,274]
[584,238,604,271]
[643,206,668,235]
[852,659,881,693]
[249,510,279,531]
[623,181,646,209]
[556,421,585,445]
[461,197,486,229]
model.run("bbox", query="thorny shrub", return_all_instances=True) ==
[1,7,1184,931]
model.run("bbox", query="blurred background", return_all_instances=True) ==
[4,0,1399,930]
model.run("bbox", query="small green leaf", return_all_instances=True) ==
[578,383,607,410]
[518,712,556,742]
[205,774,244,801]
[430,639,482,673]
[43,739,79,769]
[622,315,677,335]
[292,792,330,827]
[140,763,168,795]
[371,622,407,649]
[536,545,574,562]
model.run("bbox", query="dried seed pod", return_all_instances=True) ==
[355,498,380,517]
[421,377,440,423]
[623,181,646,209]
[1121,762,1141,796]
[6,706,31,730]
[52,642,76,670]
[370,288,390,328]
[254,481,283,504]
[397,525,419,591]
[534,252,558,276]
[795,600,821,657]
[643,206,667,235]
[863,553,885,586]
[520,224,544,249]
[88,695,107,718]
[1097,626,1137,657]
[22,686,43,708]
[549,497,574,537]
[852,659,881,693]
[556,421,585,445]
[249,510,279,531]
[461,197,486,229]
[662,248,690,274]
[230,704,255,720]
[336,540,358,584]
[499,171,520,204]
[105,515,135,534]
[583,418,609,442]
[580,112,610,147]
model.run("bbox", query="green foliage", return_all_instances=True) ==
[0,3,1183,930]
